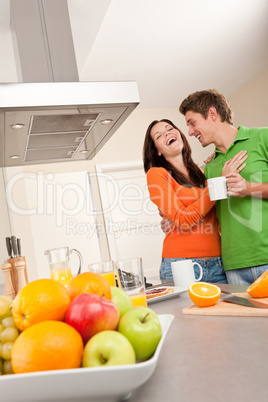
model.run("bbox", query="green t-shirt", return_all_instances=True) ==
[205,126,268,270]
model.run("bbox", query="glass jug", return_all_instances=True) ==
[44,247,82,286]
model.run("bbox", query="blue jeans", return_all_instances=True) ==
[160,257,227,284]
[225,264,268,286]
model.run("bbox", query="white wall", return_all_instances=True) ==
[1,68,268,285]
[229,68,268,128]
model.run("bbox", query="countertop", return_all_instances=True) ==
[2,283,268,402]
[129,283,268,402]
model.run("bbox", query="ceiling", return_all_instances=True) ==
[1,0,268,109]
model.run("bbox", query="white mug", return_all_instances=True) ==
[171,259,203,288]
[207,176,228,201]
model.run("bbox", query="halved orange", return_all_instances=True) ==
[188,282,221,307]
[247,270,268,298]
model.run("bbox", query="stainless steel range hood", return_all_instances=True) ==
[1,1,139,167]
[0,81,139,167]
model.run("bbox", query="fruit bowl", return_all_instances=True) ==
[1,314,174,402]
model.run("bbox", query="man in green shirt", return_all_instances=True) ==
[178,89,268,285]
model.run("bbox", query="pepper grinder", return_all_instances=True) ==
[15,260,27,293]
[1,262,16,299]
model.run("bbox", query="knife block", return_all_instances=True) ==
[6,256,28,295]
[1,262,15,299]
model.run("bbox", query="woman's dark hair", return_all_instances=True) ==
[142,119,206,187]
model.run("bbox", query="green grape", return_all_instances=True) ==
[3,359,14,375]
[0,295,13,305]
[0,327,19,343]
[1,342,13,360]
[2,317,16,328]
[0,296,17,375]
[0,299,10,316]
[1,309,13,321]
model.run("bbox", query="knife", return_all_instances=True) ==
[5,237,12,258]
[221,293,268,309]
[17,238,22,257]
[11,236,18,258]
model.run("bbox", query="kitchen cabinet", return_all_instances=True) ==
[0,169,12,284]
[2,169,102,282]
[96,161,164,280]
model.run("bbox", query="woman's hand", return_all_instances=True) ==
[221,150,248,177]
[203,152,215,164]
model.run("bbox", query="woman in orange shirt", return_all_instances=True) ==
[143,119,245,284]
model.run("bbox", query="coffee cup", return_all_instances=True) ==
[207,176,228,201]
[171,259,203,288]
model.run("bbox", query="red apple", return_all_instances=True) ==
[65,293,120,344]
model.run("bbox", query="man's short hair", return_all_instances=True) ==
[179,89,234,124]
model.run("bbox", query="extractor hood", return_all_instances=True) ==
[0,81,139,167]
[1,1,140,167]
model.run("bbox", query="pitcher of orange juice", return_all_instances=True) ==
[44,247,83,286]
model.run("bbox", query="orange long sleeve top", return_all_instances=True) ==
[147,167,221,258]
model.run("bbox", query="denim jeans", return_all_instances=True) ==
[160,256,227,284]
[225,264,268,286]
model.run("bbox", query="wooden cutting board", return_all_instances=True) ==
[183,293,268,317]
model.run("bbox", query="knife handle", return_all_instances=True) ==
[5,237,12,258]
[11,236,18,258]
[17,238,21,257]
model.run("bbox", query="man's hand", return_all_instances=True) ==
[226,173,268,198]
[226,172,249,197]
[160,216,175,234]
[158,209,175,234]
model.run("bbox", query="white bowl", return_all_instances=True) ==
[1,314,174,402]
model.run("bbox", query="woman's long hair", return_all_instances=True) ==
[143,119,206,187]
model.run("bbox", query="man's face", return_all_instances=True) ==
[185,110,214,147]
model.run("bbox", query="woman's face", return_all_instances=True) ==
[150,121,183,159]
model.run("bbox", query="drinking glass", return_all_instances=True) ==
[88,260,116,287]
[114,257,147,307]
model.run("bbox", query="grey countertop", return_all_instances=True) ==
[2,282,267,402]
[128,283,268,402]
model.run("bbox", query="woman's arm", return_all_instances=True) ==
[147,168,215,230]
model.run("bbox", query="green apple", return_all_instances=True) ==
[82,330,136,367]
[118,306,162,361]
[110,286,133,318]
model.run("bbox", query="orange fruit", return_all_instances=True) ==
[67,272,111,301]
[12,279,71,331]
[247,270,268,298]
[188,282,221,307]
[11,320,83,373]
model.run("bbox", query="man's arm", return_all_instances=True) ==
[226,172,268,199]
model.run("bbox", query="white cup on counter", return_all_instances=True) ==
[171,259,203,289]
[207,176,228,201]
